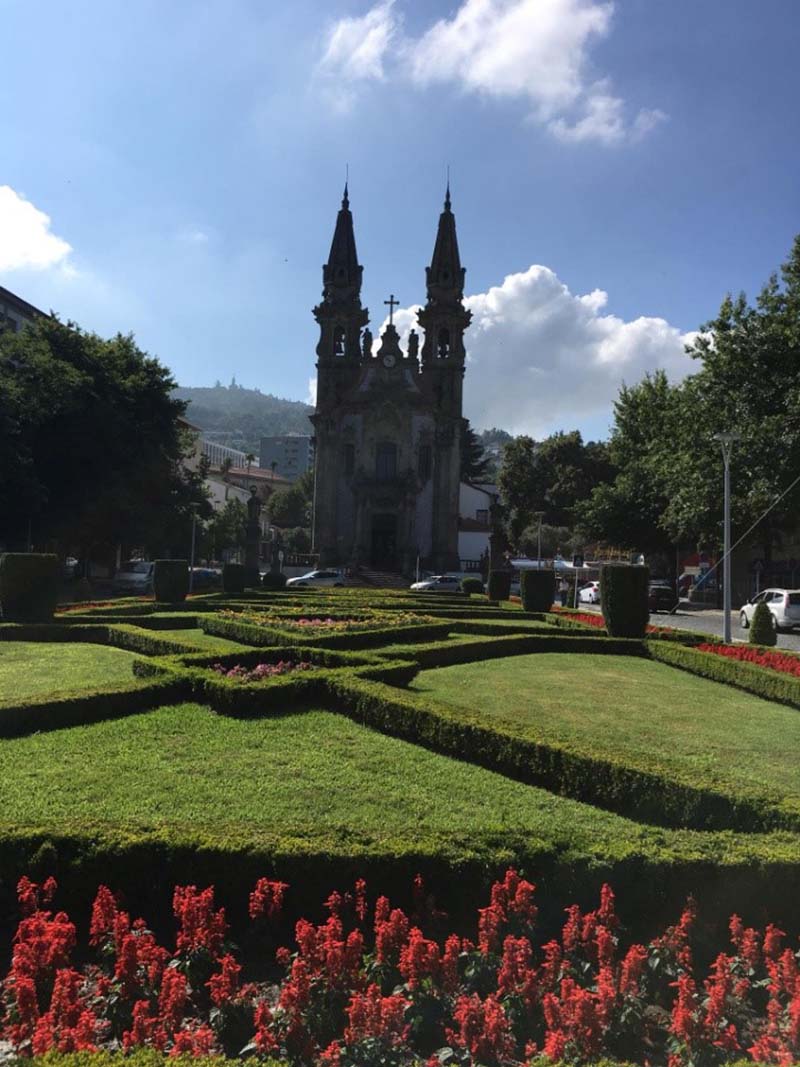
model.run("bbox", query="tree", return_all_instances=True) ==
[268,484,309,528]
[460,420,493,482]
[0,317,210,555]
[498,430,614,546]
[203,498,247,559]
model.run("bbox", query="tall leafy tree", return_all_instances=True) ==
[0,317,210,554]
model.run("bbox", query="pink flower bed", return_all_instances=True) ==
[211,661,314,682]
[4,872,800,1065]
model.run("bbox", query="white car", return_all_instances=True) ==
[285,569,345,589]
[739,588,800,632]
[410,574,463,592]
[578,581,601,604]
[112,560,154,594]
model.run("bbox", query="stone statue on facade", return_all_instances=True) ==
[361,328,373,360]
[407,329,419,361]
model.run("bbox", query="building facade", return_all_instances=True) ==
[259,434,312,481]
[312,185,470,574]
[0,285,45,333]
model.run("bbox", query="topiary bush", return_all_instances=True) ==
[262,571,288,590]
[487,569,511,601]
[600,564,649,638]
[222,563,246,594]
[750,601,777,646]
[520,569,555,612]
[0,553,60,622]
[461,576,485,595]
[153,560,188,603]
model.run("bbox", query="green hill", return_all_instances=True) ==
[175,382,313,455]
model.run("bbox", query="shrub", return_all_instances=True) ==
[520,569,555,612]
[0,553,60,622]
[750,600,777,646]
[221,563,246,594]
[261,571,287,590]
[461,576,484,595]
[487,570,511,601]
[153,560,188,604]
[600,564,649,638]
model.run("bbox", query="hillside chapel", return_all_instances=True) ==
[311,184,471,575]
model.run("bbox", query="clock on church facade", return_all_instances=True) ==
[311,184,470,576]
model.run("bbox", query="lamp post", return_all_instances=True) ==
[714,433,740,643]
[188,503,199,593]
[534,511,545,569]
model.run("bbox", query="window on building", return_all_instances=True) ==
[437,327,450,358]
[344,444,355,477]
[376,442,397,481]
[476,509,489,526]
[418,444,432,481]
[334,325,346,356]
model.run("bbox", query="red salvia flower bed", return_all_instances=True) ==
[4,873,800,1064]
[696,642,800,678]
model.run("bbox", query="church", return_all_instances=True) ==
[311,184,471,576]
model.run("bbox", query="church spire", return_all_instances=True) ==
[426,181,464,301]
[323,181,362,297]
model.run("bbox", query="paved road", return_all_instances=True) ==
[580,603,800,651]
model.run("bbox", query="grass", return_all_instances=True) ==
[0,641,141,703]
[154,628,248,652]
[410,653,800,808]
[2,701,800,885]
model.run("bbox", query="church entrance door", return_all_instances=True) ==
[370,513,398,570]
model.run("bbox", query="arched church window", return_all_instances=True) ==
[334,325,346,357]
[437,328,450,358]
[376,442,397,481]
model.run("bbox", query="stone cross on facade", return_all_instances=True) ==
[383,293,399,325]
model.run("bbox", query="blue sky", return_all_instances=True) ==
[2,0,798,438]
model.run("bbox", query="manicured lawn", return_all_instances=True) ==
[155,627,248,652]
[410,653,800,805]
[1,702,798,874]
[0,641,141,703]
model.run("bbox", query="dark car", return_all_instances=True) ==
[648,581,679,613]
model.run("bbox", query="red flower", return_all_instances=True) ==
[248,878,288,922]
[172,885,227,957]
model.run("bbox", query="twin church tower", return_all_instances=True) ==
[311,185,471,575]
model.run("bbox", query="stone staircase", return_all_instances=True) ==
[350,568,408,589]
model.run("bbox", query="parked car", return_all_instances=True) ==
[189,567,221,590]
[410,574,463,592]
[285,569,345,589]
[112,560,154,594]
[578,581,601,604]
[648,581,679,613]
[739,588,800,632]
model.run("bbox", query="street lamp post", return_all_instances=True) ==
[188,503,199,594]
[714,433,740,643]
[534,511,545,569]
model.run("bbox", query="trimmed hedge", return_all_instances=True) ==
[325,672,799,833]
[200,613,453,650]
[750,600,777,646]
[601,564,650,638]
[461,576,485,595]
[520,569,555,612]
[222,563,246,594]
[487,569,511,601]
[153,560,188,604]
[648,640,800,711]
[262,571,288,590]
[0,552,60,622]
[0,676,191,738]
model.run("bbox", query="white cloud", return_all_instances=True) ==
[178,226,210,245]
[379,264,694,436]
[317,0,398,109]
[0,186,72,272]
[306,376,317,406]
[317,0,664,143]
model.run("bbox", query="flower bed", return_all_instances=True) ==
[697,642,800,678]
[220,609,429,632]
[211,660,314,682]
[5,873,800,1066]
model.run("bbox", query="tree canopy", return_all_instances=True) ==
[0,317,210,555]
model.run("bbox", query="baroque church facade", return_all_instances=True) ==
[311,185,471,575]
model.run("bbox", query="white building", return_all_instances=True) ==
[458,482,496,570]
